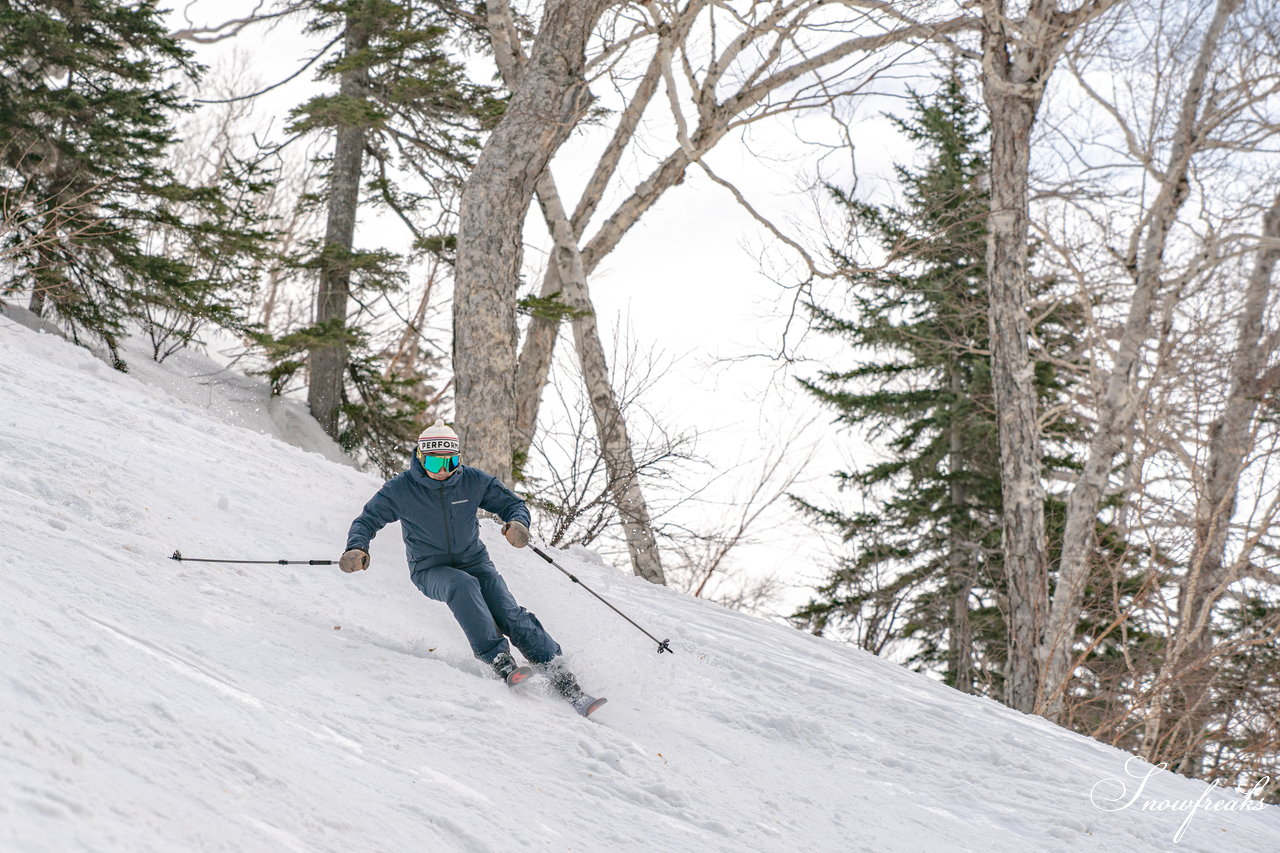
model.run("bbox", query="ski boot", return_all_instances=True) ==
[491,652,534,687]
[547,664,607,717]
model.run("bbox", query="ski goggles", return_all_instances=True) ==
[419,452,460,474]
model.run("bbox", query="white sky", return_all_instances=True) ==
[168,1,924,615]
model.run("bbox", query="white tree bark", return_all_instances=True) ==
[978,0,1126,713]
[550,182,667,583]
[979,0,1058,714]
[948,365,976,694]
[453,0,617,483]
[489,0,666,583]
[513,36,668,462]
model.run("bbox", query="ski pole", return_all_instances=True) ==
[169,550,336,566]
[529,543,673,654]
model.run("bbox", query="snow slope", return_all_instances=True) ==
[2,315,1279,853]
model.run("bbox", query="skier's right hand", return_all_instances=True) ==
[340,549,369,573]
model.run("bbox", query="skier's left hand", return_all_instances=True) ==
[501,520,529,548]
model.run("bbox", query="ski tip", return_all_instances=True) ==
[580,696,607,717]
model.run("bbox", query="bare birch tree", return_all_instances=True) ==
[483,0,668,581]
[1014,0,1280,776]
[1146,192,1280,771]
[523,339,697,556]
[481,0,976,576]
[1038,0,1249,718]
[453,0,619,483]
[512,1,979,463]
[974,0,1127,712]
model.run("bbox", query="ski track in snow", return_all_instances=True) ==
[3,315,1280,852]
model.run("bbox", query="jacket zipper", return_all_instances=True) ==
[438,487,455,561]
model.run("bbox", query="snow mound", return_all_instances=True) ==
[2,316,1278,852]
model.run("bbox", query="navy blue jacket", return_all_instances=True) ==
[345,462,531,571]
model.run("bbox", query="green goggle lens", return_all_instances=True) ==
[420,453,459,474]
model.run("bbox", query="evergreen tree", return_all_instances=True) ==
[269,0,498,470]
[0,0,268,368]
[793,75,1080,694]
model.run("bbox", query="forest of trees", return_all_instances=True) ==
[3,0,1279,800]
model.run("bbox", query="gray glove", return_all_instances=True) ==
[340,549,369,573]
[501,521,529,548]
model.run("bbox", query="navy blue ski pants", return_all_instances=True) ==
[411,556,562,665]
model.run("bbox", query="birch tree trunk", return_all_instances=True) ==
[513,259,562,461]
[1145,191,1280,768]
[454,0,614,483]
[544,177,667,583]
[1040,0,1241,718]
[979,0,1056,714]
[488,0,666,582]
[985,93,1050,713]
[978,0,1127,714]
[307,19,369,438]
[513,38,668,463]
[27,284,46,316]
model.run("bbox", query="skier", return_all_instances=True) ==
[339,419,602,714]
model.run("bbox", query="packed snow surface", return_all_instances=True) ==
[2,314,1279,852]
